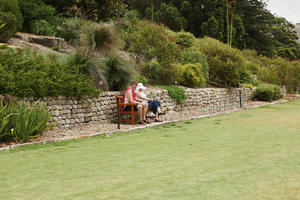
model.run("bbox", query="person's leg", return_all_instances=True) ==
[137,104,143,122]
[152,101,163,122]
[142,103,148,121]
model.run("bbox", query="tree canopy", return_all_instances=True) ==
[125,0,300,60]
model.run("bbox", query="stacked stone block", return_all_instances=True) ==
[21,88,252,128]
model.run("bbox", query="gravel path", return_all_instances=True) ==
[0,100,287,150]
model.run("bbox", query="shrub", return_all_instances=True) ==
[0,0,22,42]
[180,47,209,82]
[195,37,248,87]
[175,31,195,49]
[0,101,51,142]
[139,61,177,85]
[0,12,17,42]
[136,75,149,85]
[30,19,56,36]
[0,49,99,97]
[123,20,180,65]
[18,0,56,33]
[158,85,187,104]
[179,63,206,88]
[57,18,85,45]
[253,84,281,102]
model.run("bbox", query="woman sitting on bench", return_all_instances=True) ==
[136,83,165,122]
[124,81,149,124]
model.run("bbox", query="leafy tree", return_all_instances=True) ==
[125,0,300,59]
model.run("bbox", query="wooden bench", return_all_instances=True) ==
[115,96,137,125]
[115,96,151,125]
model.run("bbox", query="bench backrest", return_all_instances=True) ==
[115,96,124,106]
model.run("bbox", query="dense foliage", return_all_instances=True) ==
[0,0,22,42]
[0,101,51,142]
[0,50,99,97]
[177,63,206,88]
[125,0,300,60]
[18,0,59,35]
[139,61,177,85]
[1,0,300,101]
[122,20,180,65]
[158,85,187,104]
[196,37,251,87]
[253,84,281,102]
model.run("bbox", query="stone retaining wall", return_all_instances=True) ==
[23,87,252,128]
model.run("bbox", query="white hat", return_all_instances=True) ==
[136,83,147,90]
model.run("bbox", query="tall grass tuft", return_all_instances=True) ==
[0,101,51,142]
[80,24,120,55]
[104,54,135,91]
[65,52,108,90]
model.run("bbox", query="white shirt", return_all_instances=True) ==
[136,91,148,103]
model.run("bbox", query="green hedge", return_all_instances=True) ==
[0,50,99,97]
[253,84,281,102]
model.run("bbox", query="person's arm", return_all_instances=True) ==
[136,92,151,101]
[125,90,138,104]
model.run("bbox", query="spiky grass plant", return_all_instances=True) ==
[80,24,120,55]
[0,101,51,142]
[104,54,135,91]
[9,101,51,142]
[0,102,10,141]
[65,52,108,90]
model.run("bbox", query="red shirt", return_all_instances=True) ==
[124,87,136,103]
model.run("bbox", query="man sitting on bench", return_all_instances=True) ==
[124,81,149,124]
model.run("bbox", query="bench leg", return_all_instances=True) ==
[131,106,135,125]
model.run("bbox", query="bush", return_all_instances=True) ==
[180,47,209,82]
[0,101,51,142]
[158,85,187,104]
[18,0,56,33]
[0,50,99,97]
[57,18,86,45]
[177,63,206,88]
[195,37,248,87]
[0,12,17,42]
[136,75,149,85]
[139,61,177,85]
[0,0,22,42]
[30,19,56,36]
[123,20,180,65]
[175,31,195,49]
[253,84,281,101]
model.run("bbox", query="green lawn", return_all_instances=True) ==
[1,101,300,200]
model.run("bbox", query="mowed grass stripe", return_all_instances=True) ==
[0,101,300,200]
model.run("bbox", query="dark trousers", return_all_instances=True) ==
[148,100,160,114]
